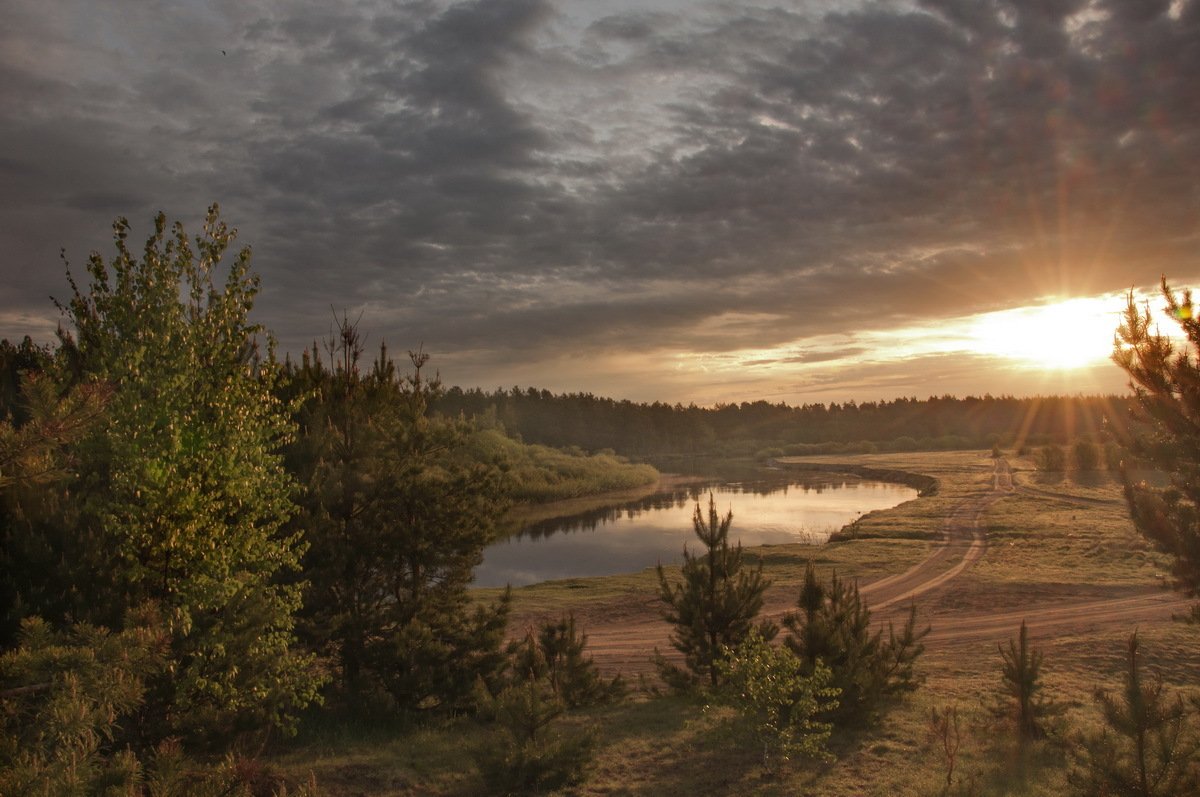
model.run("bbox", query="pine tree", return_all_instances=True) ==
[0,368,110,643]
[52,206,323,740]
[655,494,774,689]
[783,562,927,723]
[1070,633,1200,796]
[474,629,595,795]
[1114,281,1200,611]
[997,620,1059,743]
[287,317,510,712]
[533,613,624,708]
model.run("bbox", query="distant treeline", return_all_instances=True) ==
[436,387,1137,458]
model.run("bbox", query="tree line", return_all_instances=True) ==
[435,384,1134,459]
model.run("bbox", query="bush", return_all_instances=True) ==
[755,446,785,462]
[1072,440,1101,471]
[467,429,658,503]
[714,631,839,773]
[1036,445,1067,472]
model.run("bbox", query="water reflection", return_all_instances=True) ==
[475,474,917,588]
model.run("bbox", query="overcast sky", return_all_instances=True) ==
[2,0,1198,404]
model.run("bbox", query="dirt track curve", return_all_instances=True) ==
[574,459,1191,675]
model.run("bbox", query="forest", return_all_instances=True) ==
[435,385,1132,462]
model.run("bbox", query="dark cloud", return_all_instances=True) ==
[1,0,1197,402]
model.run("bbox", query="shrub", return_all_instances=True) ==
[714,630,838,773]
[1036,445,1067,472]
[1072,439,1101,471]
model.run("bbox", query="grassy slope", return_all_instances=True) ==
[273,451,1200,796]
[468,428,659,505]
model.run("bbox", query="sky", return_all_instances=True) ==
[2,0,1198,406]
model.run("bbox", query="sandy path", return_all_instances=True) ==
[573,458,1188,676]
[922,587,1190,647]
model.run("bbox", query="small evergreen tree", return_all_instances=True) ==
[0,369,109,643]
[783,562,927,723]
[996,620,1060,744]
[474,630,595,795]
[655,494,774,689]
[530,613,624,708]
[0,613,164,794]
[1070,633,1200,796]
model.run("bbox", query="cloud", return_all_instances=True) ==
[1,0,1198,401]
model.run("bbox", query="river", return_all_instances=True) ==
[474,473,918,587]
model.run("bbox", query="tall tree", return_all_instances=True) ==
[1114,281,1200,611]
[287,318,510,712]
[52,206,322,740]
[655,494,774,689]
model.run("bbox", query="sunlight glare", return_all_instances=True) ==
[967,296,1122,370]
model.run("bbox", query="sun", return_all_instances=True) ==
[967,296,1123,370]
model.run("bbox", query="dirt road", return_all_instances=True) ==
[572,458,1190,676]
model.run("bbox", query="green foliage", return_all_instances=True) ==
[51,206,322,741]
[996,620,1062,744]
[0,613,164,795]
[286,318,509,713]
[0,611,316,795]
[1069,633,1200,796]
[1073,439,1102,471]
[713,630,839,773]
[0,371,108,492]
[1114,280,1200,603]
[783,562,928,724]
[535,612,628,705]
[464,428,657,503]
[1036,445,1067,472]
[655,494,775,689]
[473,635,594,795]
[0,369,109,643]
[0,337,52,426]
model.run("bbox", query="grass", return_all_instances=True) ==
[469,428,660,505]
[271,449,1200,796]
